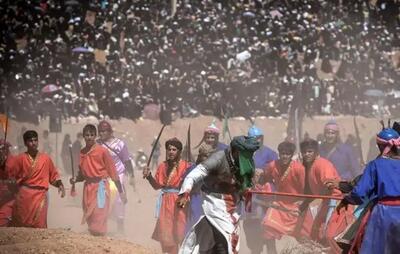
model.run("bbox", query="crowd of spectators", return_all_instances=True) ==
[0,0,399,124]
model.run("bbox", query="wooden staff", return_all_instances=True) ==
[69,144,77,197]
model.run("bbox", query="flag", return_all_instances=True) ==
[0,114,8,133]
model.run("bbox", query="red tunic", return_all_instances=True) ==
[152,160,189,253]
[79,144,118,235]
[12,152,60,228]
[262,160,305,239]
[0,155,17,227]
[301,157,354,254]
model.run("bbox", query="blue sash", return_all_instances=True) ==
[97,180,106,209]
[155,188,180,218]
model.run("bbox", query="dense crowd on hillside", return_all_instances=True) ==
[0,0,399,124]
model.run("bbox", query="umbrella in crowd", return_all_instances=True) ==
[72,47,94,53]
[41,84,60,94]
[364,89,385,97]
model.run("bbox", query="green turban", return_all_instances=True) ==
[230,136,260,191]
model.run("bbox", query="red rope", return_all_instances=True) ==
[249,190,343,200]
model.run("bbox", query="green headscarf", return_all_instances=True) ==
[230,136,260,191]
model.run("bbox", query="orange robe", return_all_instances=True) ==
[12,153,60,228]
[301,157,354,254]
[79,144,118,235]
[262,160,305,239]
[0,155,17,227]
[152,160,189,253]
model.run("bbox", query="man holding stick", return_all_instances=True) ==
[70,124,127,236]
[143,137,190,254]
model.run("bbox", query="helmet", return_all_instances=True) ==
[98,120,112,132]
[205,120,220,134]
[377,128,400,141]
[248,125,263,137]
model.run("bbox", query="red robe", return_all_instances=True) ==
[12,152,60,228]
[301,157,354,254]
[0,155,17,227]
[152,160,189,253]
[262,160,305,239]
[79,144,118,235]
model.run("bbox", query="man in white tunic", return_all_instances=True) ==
[177,136,260,254]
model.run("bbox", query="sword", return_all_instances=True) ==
[185,124,192,162]
[69,144,77,197]
[3,107,9,141]
[144,125,166,177]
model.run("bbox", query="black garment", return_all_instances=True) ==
[206,218,228,254]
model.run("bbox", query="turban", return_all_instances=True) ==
[324,120,339,132]
[376,128,400,156]
[98,120,112,132]
[230,136,260,191]
[165,137,183,151]
[248,125,263,137]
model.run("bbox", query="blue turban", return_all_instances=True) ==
[248,126,263,137]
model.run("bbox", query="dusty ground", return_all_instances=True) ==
[0,115,387,253]
[0,227,155,254]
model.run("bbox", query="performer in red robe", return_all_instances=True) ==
[299,139,354,254]
[261,141,305,254]
[0,139,17,227]
[71,124,127,236]
[143,138,190,254]
[12,130,65,228]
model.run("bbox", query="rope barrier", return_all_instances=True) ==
[249,190,343,201]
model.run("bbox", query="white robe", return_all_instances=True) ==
[179,164,241,254]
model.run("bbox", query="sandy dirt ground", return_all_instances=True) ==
[0,115,385,253]
[0,227,155,254]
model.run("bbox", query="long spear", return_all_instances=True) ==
[4,109,9,142]
[186,124,192,163]
[144,125,166,178]
[68,144,77,197]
